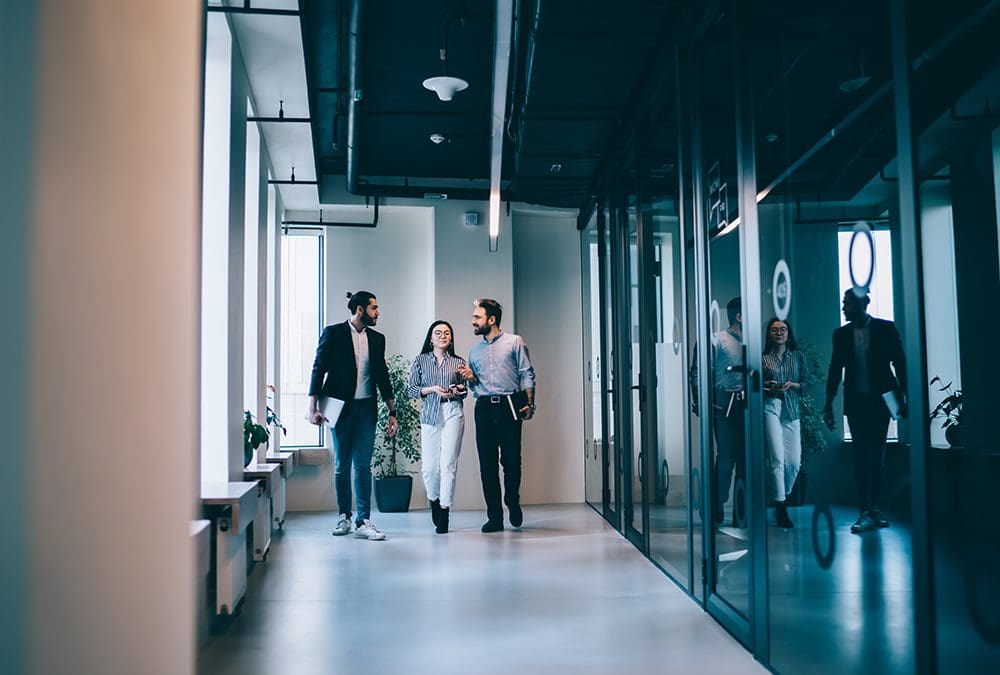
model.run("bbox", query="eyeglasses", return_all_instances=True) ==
[769,326,788,334]
[432,330,452,337]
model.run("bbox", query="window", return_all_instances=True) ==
[280,230,325,447]
[837,227,898,441]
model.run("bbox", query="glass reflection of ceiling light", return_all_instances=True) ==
[839,50,871,93]
[422,76,469,102]
[839,74,871,93]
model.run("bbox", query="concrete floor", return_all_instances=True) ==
[199,504,765,675]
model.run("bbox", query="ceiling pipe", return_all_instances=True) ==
[282,198,379,229]
[510,0,542,195]
[206,3,299,17]
[346,0,365,195]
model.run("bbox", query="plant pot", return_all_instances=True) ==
[785,471,808,506]
[374,475,413,513]
[945,424,964,448]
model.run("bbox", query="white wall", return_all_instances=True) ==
[25,1,202,673]
[285,196,584,512]
[200,11,233,483]
[512,210,585,505]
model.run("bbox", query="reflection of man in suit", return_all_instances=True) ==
[310,291,398,541]
[823,290,908,533]
[690,297,745,526]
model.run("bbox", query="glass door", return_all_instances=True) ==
[642,64,695,589]
[612,164,647,548]
[690,4,754,640]
[582,212,603,509]
[601,192,622,528]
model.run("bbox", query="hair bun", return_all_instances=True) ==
[346,291,353,299]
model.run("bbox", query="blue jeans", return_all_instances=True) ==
[332,398,377,525]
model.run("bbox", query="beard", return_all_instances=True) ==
[361,312,377,327]
[474,323,490,336]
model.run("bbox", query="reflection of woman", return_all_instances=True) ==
[762,318,810,529]
[408,321,467,534]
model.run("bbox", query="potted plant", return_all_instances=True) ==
[372,354,422,512]
[929,376,964,447]
[265,384,287,450]
[786,342,828,506]
[243,410,269,468]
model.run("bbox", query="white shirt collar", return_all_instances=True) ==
[347,317,366,334]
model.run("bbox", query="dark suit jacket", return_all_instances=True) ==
[826,317,907,416]
[309,321,393,403]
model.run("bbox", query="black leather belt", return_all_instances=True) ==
[479,395,508,404]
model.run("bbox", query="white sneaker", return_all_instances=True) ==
[354,519,387,541]
[332,514,352,536]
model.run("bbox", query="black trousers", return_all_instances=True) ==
[475,397,523,523]
[713,407,746,520]
[846,393,891,513]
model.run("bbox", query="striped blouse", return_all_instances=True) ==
[407,352,468,426]
[761,348,811,422]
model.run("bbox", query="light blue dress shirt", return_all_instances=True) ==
[467,331,536,397]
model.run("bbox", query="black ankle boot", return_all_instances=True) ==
[775,501,794,529]
[430,499,442,528]
[436,507,449,534]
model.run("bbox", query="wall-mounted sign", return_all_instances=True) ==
[849,221,876,297]
[772,259,791,321]
[707,162,728,233]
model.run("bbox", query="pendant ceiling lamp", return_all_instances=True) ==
[423,15,468,101]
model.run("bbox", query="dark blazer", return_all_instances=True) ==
[309,321,393,403]
[826,317,907,416]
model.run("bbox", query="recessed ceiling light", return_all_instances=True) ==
[550,163,562,173]
[429,133,447,144]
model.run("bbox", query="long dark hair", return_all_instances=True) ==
[764,317,798,352]
[420,320,457,356]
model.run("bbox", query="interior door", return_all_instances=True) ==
[690,6,755,643]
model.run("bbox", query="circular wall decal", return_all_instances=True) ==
[772,259,791,321]
[849,221,875,297]
[710,300,721,347]
[811,504,836,569]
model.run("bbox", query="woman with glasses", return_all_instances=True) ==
[408,320,467,533]
[762,318,811,529]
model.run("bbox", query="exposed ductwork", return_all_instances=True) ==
[346,0,364,195]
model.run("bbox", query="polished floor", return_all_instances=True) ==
[199,504,765,675]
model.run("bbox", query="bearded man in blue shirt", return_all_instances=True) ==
[457,298,536,533]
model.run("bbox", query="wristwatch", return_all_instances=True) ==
[529,403,536,412]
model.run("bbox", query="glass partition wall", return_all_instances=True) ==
[580,2,997,673]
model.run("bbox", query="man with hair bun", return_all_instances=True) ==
[309,290,398,541]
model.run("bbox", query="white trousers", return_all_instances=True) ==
[764,397,802,502]
[420,401,465,508]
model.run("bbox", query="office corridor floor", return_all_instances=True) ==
[198,504,765,675]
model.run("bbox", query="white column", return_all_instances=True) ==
[27,1,202,673]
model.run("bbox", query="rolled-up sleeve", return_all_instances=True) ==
[515,337,536,390]
[407,356,423,398]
